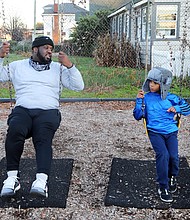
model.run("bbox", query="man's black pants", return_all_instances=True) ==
[5,106,61,176]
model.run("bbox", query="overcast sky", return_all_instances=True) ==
[1,0,54,28]
[1,0,87,28]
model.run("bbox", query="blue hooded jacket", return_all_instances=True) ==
[133,92,190,134]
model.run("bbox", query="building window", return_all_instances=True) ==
[118,15,122,40]
[136,10,141,40]
[124,12,130,39]
[156,4,178,39]
[135,6,151,41]
[141,6,151,41]
[112,17,117,36]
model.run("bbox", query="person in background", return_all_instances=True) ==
[133,67,190,203]
[0,36,84,198]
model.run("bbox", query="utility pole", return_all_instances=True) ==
[33,0,36,40]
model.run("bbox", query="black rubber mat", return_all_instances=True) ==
[104,157,190,209]
[0,157,73,208]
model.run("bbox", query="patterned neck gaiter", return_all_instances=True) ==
[29,57,51,71]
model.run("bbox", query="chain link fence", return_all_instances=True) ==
[0,0,190,99]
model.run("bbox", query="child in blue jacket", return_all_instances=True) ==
[133,67,190,203]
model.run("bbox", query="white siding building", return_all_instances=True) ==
[42,2,89,43]
[108,0,190,76]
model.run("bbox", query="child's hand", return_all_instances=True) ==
[137,90,144,98]
[167,106,176,113]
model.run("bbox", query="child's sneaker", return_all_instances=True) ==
[0,176,20,197]
[169,176,177,193]
[158,188,173,203]
[30,178,48,198]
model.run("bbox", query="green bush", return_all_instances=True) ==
[9,40,31,53]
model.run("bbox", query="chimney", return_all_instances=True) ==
[53,0,60,44]
[54,3,58,13]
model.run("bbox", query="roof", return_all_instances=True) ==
[107,0,145,18]
[42,3,89,19]
[42,1,132,20]
[89,3,111,15]
[90,0,128,9]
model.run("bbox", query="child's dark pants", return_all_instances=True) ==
[148,130,179,189]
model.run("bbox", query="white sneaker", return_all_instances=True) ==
[30,178,48,198]
[1,176,20,197]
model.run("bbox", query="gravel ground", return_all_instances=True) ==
[0,101,190,219]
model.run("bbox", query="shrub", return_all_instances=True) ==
[93,33,142,68]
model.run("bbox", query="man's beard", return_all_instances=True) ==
[37,51,52,64]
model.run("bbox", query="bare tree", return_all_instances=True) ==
[6,15,27,41]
